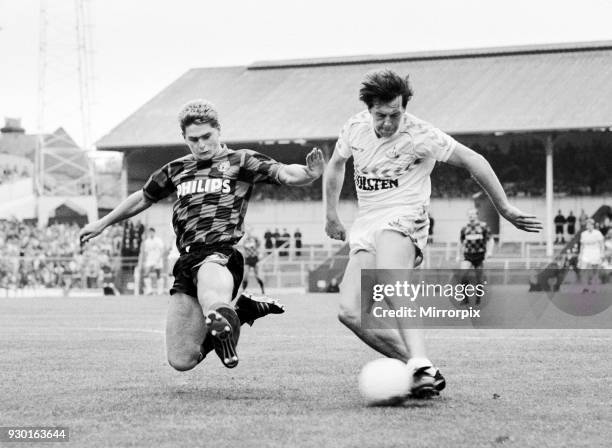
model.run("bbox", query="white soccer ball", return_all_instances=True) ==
[358,358,412,406]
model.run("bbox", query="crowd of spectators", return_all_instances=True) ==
[261,228,303,257]
[0,219,125,291]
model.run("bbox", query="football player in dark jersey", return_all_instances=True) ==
[241,229,265,294]
[80,99,324,370]
[458,208,492,304]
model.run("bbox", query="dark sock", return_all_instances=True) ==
[256,278,265,294]
[234,294,250,324]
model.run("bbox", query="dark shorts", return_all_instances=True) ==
[245,256,259,267]
[555,225,564,234]
[464,254,485,268]
[170,245,244,300]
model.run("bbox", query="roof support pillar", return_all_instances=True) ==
[321,141,331,250]
[545,134,555,257]
[120,152,129,201]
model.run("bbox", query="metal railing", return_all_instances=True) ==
[0,241,558,293]
[256,243,345,288]
[255,241,556,288]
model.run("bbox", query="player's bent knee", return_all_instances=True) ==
[167,352,200,371]
[199,289,226,306]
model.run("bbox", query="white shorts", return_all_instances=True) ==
[348,207,430,266]
[144,263,163,276]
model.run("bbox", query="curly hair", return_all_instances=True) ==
[178,99,220,134]
[358,69,414,109]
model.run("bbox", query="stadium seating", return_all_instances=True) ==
[251,141,612,201]
[0,219,125,291]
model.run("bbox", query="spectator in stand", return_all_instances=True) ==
[280,228,291,257]
[264,229,273,256]
[554,209,566,244]
[122,220,145,257]
[0,219,124,291]
[566,211,577,238]
[294,228,302,257]
[273,228,281,252]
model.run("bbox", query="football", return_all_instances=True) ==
[358,358,412,406]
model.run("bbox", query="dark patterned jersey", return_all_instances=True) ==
[460,221,490,257]
[142,146,283,251]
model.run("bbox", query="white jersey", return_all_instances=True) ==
[336,110,457,213]
[579,230,604,264]
[142,236,165,268]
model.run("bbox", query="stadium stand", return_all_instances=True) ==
[250,140,612,201]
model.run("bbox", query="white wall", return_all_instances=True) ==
[0,179,36,219]
[0,178,33,204]
[139,195,612,247]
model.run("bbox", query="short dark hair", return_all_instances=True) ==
[178,99,221,135]
[358,69,414,109]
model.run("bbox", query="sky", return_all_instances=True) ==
[1,0,611,148]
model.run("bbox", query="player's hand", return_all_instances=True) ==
[326,217,346,241]
[500,205,543,233]
[79,220,106,247]
[305,147,325,179]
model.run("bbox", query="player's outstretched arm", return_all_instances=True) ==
[446,143,543,233]
[277,148,325,186]
[324,150,348,241]
[79,190,153,245]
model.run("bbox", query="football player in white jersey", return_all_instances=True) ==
[325,69,542,398]
[579,218,605,292]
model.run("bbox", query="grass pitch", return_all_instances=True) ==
[1,292,611,447]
